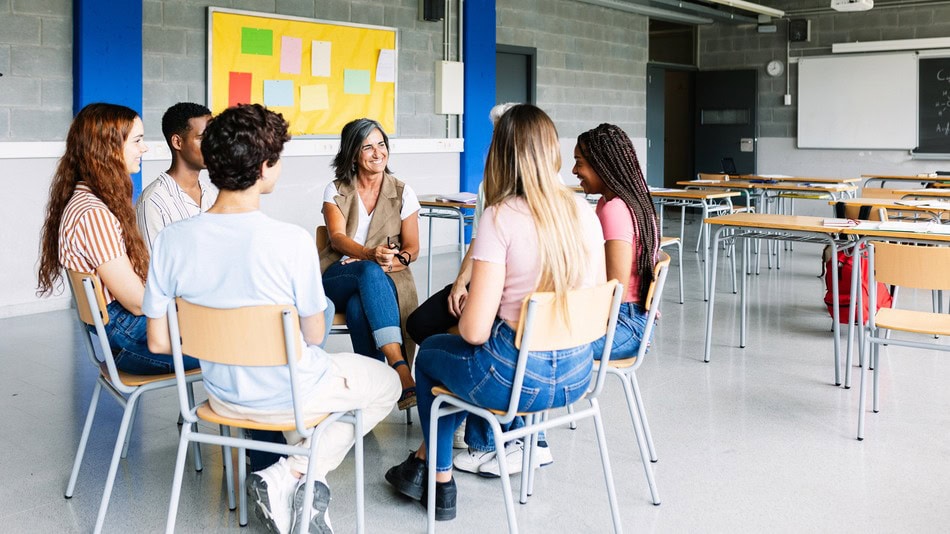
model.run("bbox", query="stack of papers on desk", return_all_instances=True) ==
[823,218,858,227]
[854,221,950,234]
[894,199,950,209]
[436,192,478,203]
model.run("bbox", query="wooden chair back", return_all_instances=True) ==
[514,280,620,351]
[870,241,950,291]
[175,299,302,366]
[697,172,730,181]
[67,270,110,326]
[643,251,672,311]
[860,187,904,199]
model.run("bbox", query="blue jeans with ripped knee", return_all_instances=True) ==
[415,318,593,472]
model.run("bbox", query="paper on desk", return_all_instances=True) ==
[878,221,935,232]
[436,192,478,203]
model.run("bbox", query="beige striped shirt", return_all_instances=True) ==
[59,183,126,303]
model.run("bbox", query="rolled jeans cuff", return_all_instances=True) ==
[373,325,403,348]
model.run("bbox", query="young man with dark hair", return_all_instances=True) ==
[143,104,400,534]
[136,102,214,249]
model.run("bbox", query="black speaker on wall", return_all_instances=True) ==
[420,0,444,22]
[788,19,810,42]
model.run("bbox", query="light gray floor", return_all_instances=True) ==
[3,212,950,533]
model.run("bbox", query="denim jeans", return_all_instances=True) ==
[591,302,652,360]
[415,318,594,471]
[322,260,402,361]
[98,300,200,375]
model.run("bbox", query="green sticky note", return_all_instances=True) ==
[343,69,371,95]
[241,27,273,56]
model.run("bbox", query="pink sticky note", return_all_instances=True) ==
[229,72,252,107]
[280,36,302,75]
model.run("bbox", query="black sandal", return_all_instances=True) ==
[392,360,417,410]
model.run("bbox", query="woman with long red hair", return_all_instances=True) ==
[37,103,198,374]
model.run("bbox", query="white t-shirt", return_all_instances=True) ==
[322,181,421,255]
[142,211,330,411]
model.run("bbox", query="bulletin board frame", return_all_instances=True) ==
[207,7,398,137]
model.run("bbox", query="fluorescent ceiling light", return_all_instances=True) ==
[832,36,950,54]
[704,0,784,18]
[575,0,714,25]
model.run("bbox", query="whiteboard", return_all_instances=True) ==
[797,52,917,149]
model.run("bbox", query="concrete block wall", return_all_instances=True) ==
[496,0,648,139]
[141,0,450,140]
[699,1,950,138]
[0,0,72,140]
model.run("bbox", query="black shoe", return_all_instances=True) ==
[385,452,426,500]
[420,478,457,521]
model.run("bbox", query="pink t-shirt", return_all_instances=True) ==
[472,196,605,323]
[596,196,654,303]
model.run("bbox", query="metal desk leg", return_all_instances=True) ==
[703,226,727,363]
[702,204,710,302]
[740,235,748,348]
[845,246,861,389]
[426,211,434,297]
[829,240,841,386]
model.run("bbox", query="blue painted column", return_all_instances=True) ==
[74,0,144,197]
[461,0,496,196]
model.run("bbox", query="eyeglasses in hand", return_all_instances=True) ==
[387,236,411,266]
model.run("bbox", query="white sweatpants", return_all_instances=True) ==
[209,352,401,478]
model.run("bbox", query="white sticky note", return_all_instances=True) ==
[312,40,331,77]
[376,49,396,83]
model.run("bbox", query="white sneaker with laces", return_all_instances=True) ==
[478,440,554,478]
[247,457,297,534]
[452,447,496,474]
[291,479,333,534]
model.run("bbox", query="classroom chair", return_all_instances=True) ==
[425,281,625,534]
[163,299,365,533]
[659,237,684,304]
[599,251,670,505]
[856,242,950,440]
[63,271,203,534]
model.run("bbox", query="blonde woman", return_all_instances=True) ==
[385,104,606,521]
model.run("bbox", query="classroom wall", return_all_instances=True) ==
[698,1,950,197]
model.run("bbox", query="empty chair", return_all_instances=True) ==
[856,241,950,440]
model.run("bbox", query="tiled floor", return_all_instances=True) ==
[3,214,950,533]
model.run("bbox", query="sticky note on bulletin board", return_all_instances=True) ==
[208,8,398,136]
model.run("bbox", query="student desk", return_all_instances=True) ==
[702,213,857,386]
[861,174,950,188]
[739,175,861,184]
[838,224,950,388]
[418,196,476,297]
[827,197,950,222]
[890,188,950,200]
[650,188,741,301]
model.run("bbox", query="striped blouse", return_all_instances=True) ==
[58,183,127,303]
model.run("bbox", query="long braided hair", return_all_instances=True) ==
[577,123,658,303]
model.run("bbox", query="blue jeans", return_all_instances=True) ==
[415,319,594,472]
[322,260,402,361]
[591,302,652,360]
[98,301,200,375]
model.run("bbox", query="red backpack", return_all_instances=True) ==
[823,244,892,324]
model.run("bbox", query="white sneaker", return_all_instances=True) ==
[247,457,297,534]
[453,420,467,449]
[291,479,333,534]
[478,441,554,478]
[453,447,496,474]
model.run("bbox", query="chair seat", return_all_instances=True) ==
[431,385,547,417]
[659,236,679,247]
[599,356,639,370]
[874,308,950,336]
[99,361,200,387]
[332,313,347,326]
[195,401,330,431]
[732,206,754,214]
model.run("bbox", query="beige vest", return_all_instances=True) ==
[319,174,419,361]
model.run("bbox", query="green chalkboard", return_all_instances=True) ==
[917,57,950,154]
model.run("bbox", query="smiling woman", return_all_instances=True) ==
[319,118,421,411]
[35,103,199,375]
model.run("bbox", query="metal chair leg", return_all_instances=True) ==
[93,390,143,534]
[592,401,625,533]
[65,381,102,498]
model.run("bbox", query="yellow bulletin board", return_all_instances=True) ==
[207,8,397,136]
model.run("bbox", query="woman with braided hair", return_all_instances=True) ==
[573,123,659,359]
